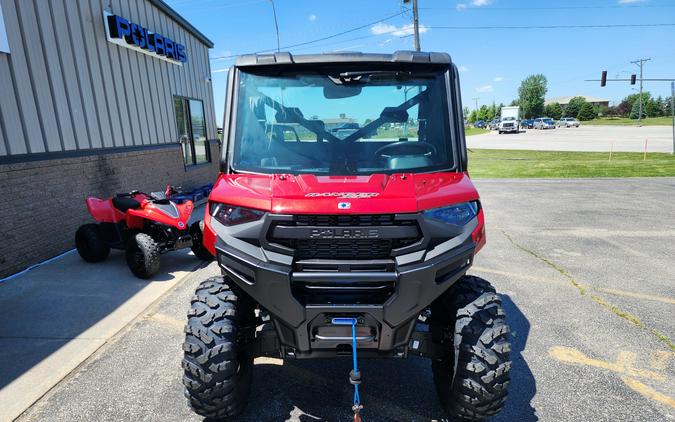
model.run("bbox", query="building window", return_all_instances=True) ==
[174,97,210,166]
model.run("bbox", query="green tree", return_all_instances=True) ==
[477,105,490,121]
[468,110,478,123]
[577,102,597,121]
[563,96,586,118]
[517,74,547,118]
[645,96,663,117]
[629,101,646,120]
[463,106,470,119]
[544,102,563,120]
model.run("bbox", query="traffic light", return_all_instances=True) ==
[630,74,637,85]
[600,71,607,87]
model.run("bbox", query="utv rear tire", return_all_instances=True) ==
[125,233,160,279]
[182,276,255,419]
[75,224,110,263]
[190,221,214,261]
[431,275,511,421]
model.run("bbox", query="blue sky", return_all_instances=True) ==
[165,0,675,123]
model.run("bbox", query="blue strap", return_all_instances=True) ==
[352,321,360,405]
[331,318,361,406]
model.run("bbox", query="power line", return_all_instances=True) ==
[428,23,675,30]
[420,4,675,11]
[209,9,408,60]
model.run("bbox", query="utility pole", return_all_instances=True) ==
[472,97,479,110]
[631,58,651,125]
[412,0,420,51]
[403,0,421,51]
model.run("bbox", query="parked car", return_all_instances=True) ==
[488,119,500,130]
[520,119,534,129]
[558,117,580,128]
[533,117,556,129]
[473,120,486,129]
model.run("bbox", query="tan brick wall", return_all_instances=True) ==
[0,141,220,278]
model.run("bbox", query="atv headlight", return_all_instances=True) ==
[423,201,479,226]
[209,203,265,226]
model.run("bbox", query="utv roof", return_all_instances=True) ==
[235,50,452,67]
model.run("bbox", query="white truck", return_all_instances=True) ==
[498,106,520,134]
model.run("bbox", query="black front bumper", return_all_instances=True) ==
[214,213,476,357]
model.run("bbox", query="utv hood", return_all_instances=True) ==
[209,173,479,214]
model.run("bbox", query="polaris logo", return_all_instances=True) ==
[305,192,379,199]
[309,228,380,239]
[338,202,351,209]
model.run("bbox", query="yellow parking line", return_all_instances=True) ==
[549,346,665,382]
[622,376,675,409]
[593,287,675,305]
[472,266,675,305]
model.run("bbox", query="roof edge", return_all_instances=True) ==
[235,50,452,66]
[148,0,214,48]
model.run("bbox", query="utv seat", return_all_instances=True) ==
[112,196,142,212]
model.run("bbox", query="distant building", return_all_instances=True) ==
[545,95,610,108]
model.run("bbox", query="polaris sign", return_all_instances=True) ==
[103,12,186,64]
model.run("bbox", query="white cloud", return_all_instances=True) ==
[472,0,492,5]
[456,3,467,11]
[458,65,469,72]
[370,22,429,36]
[494,76,503,82]
[308,14,317,22]
[618,0,647,4]
[476,85,493,93]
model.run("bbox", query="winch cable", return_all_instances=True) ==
[331,317,363,421]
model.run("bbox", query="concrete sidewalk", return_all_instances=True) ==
[0,207,206,421]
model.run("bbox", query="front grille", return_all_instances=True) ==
[293,239,392,259]
[268,214,421,260]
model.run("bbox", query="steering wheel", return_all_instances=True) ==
[374,141,437,158]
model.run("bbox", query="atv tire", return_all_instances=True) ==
[182,276,255,419]
[431,275,511,421]
[75,224,110,263]
[190,221,214,261]
[125,233,160,279]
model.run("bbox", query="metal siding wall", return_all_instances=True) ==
[49,0,91,151]
[0,0,216,157]
[64,0,100,148]
[0,54,26,154]
[36,0,77,151]
[86,0,124,148]
[1,0,45,153]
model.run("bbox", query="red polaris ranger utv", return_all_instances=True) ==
[182,51,511,421]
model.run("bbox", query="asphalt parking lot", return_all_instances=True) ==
[11,178,675,422]
[467,125,674,153]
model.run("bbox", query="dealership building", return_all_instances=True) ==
[0,0,219,277]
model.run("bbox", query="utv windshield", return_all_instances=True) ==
[230,70,456,175]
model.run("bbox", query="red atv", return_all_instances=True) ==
[75,186,212,278]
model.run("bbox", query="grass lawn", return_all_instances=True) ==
[465,127,489,136]
[583,116,673,126]
[468,149,675,178]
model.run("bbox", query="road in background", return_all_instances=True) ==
[13,179,675,422]
[467,125,673,153]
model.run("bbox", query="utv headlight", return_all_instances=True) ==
[423,201,479,226]
[209,203,265,226]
